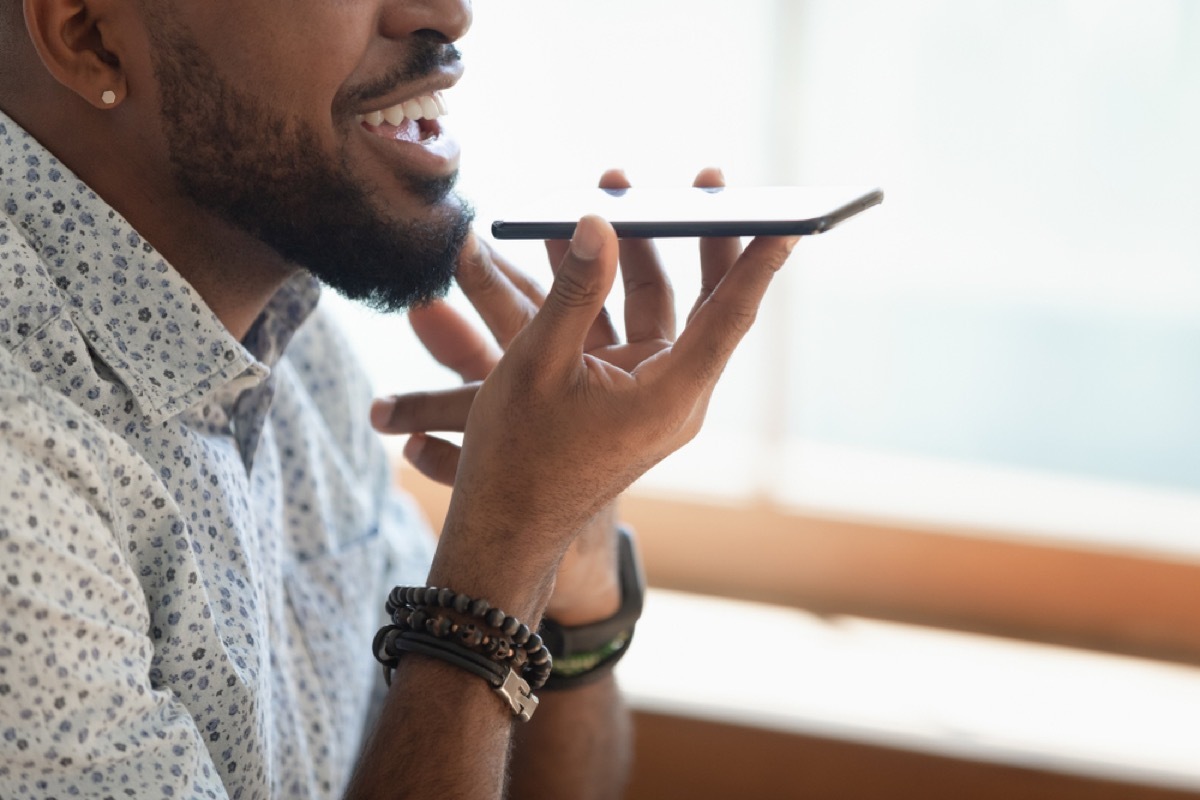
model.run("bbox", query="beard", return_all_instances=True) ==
[143,13,473,314]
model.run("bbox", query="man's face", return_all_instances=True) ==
[142,0,474,312]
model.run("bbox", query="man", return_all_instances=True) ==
[0,0,798,797]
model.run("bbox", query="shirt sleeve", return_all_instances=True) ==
[0,376,228,800]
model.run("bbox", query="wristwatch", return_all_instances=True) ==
[538,527,645,689]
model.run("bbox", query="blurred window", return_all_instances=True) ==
[327,0,1200,557]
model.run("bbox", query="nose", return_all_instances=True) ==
[380,0,473,43]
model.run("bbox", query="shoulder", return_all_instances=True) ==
[0,347,148,604]
[0,344,119,462]
[0,347,130,514]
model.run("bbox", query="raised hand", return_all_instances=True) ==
[371,169,799,620]
[373,172,640,483]
[372,168,743,485]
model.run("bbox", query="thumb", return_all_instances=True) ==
[518,215,618,365]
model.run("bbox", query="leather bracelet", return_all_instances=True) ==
[375,626,540,722]
[375,585,551,721]
[385,586,552,682]
[539,526,644,690]
[394,631,539,722]
[394,630,507,686]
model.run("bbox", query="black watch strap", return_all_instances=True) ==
[538,527,644,689]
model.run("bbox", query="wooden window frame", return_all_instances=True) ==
[399,464,1200,664]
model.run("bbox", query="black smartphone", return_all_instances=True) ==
[491,186,883,240]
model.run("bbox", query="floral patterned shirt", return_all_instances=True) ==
[0,111,435,799]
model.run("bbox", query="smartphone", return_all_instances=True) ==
[491,186,883,240]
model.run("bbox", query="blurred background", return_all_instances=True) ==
[327,2,1200,797]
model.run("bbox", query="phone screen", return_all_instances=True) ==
[491,186,883,240]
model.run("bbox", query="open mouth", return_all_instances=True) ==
[356,91,448,143]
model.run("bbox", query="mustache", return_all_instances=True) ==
[345,36,462,107]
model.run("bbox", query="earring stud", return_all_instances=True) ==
[101,90,116,105]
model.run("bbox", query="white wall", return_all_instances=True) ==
[327,1,1200,508]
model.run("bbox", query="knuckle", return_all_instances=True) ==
[624,275,673,303]
[728,306,759,335]
[712,297,758,335]
[678,409,706,444]
[628,277,676,311]
[629,394,695,443]
[416,445,456,485]
[464,260,502,296]
[499,349,551,398]
[752,239,793,273]
[551,269,602,310]
[458,246,501,294]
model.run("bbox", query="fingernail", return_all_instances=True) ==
[404,434,426,462]
[570,216,604,261]
[369,398,394,429]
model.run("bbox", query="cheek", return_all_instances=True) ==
[186,9,367,124]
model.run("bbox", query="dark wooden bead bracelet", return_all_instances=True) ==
[384,586,553,689]
[393,607,526,669]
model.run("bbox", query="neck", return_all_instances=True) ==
[5,94,294,342]
[100,183,297,342]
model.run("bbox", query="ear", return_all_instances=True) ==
[22,0,129,108]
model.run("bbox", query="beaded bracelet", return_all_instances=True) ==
[384,586,553,684]
[395,607,516,662]
[375,586,553,721]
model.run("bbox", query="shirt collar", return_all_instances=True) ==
[0,110,321,426]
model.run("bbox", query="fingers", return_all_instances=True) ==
[483,238,547,307]
[538,169,637,350]
[672,234,799,388]
[544,202,620,351]
[596,169,676,343]
[690,167,743,323]
[370,384,480,435]
[456,232,542,349]
[409,302,500,382]
[544,239,570,273]
[540,167,627,268]
[403,434,460,487]
[517,215,620,372]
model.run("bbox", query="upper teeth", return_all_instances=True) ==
[358,92,449,126]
